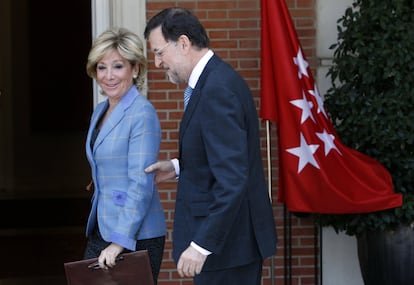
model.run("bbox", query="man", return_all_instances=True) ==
[144,7,277,285]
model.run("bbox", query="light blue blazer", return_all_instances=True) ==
[85,86,166,251]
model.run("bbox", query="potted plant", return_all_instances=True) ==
[313,0,414,284]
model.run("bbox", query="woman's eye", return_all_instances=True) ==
[114,64,124,69]
[97,65,106,71]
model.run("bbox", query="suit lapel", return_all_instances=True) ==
[93,87,137,153]
[180,55,221,140]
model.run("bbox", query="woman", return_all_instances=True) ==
[83,27,166,284]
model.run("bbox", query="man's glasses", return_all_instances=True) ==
[153,41,173,58]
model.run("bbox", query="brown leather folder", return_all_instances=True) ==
[64,250,154,285]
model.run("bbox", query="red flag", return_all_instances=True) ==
[260,0,402,213]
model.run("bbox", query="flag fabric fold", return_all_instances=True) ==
[260,0,402,213]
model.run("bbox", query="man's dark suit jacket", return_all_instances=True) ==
[174,54,277,271]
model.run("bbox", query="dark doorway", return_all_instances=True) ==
[0,0,93,283]
[28,1,93,132]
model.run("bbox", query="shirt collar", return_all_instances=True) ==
[188,49,214,89]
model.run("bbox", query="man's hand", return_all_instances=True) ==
[177,246,207,278]
[145,160,176,183]
[98,243,124,269]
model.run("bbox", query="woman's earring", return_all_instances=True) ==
[133,74,137,79]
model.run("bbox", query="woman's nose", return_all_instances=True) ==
[106,69,114,79]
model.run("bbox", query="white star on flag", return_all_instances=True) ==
[308,83,328,118]
[286,133,320,173]
[316,129,342,156]
[293,48,309,79]
[290,91,315,124]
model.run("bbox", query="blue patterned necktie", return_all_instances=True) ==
[184,85,193,110]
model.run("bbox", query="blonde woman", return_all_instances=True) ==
[84,27,165,284]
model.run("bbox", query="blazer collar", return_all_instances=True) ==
[93,87,139,151]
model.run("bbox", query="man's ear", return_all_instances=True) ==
[177,35,191,54]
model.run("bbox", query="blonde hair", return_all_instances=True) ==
[86,27,147,92]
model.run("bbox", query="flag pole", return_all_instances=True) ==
[265,120,275,285]
[266,120,272,201]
